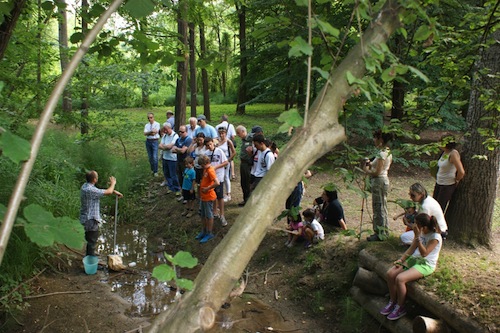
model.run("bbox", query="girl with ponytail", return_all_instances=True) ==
[380,213,443,321]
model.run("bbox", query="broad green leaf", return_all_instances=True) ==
[175,278,194,290]
[70,32,84,44]
[40,1,55,11]
[312,67,329,80]
[52,216,85,249]
[381,67,396,82]
[89,4,106,18]
[277,109,304,128]
[295,0,308,7]
[346,71,356,85]
[0,131,30,164]
[171,251,198,268]
[315,19,340,38]
[408,66,429,83]
[152,264,176,281]
[288,37,313,58]
[123,0,156,19]
[23,204,58,246]
[414,25,431,41]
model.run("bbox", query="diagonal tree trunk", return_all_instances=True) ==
[147,1,402,332]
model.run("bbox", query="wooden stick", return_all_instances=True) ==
[0,268,46,302]
[23,290,90,299]
[268,226,296,235]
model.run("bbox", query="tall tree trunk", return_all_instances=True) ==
[174,0,188,127]
[57,0,72,113]
[148,1,402,331]
[37,0,42,112]
[391,80,405,119]
[139,21,149,107]
[0,0,26,60]
[297,79,304,108]
[199,23,210,117]
[189,22,197,116]
[235,3,247,115]
[446,29,500,247]
[80,0,89,135]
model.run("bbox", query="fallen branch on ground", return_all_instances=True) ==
[24,290,90,299]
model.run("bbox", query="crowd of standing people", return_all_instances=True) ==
[80,113,465,322]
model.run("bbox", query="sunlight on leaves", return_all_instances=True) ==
[170,251,198,268]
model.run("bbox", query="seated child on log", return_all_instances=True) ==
[380,213,442,321]
[303,208,324,248]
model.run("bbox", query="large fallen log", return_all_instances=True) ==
[358,249,486,333]
[350,286,413,333]
[413,316,450,333]
[352,267,388,296]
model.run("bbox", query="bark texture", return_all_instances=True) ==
[174,0,188,129]
[147,2,402,332]
[445,29,500,247]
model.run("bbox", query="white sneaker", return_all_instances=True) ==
[154,173,159,177]
[177,196,184,202]
[220,216,228,227]
[160,181,167,186]
[223,194,231,202]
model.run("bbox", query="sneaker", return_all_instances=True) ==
[177,196,184,202]
[181,209,188,216]
[223,194,231,202]
[166,189,173,194]
[160,181,168,186]
[367,234,381,242]
[238,201,246,207]
[154,173,159,177]
[287,241,295,248]
[284,239,290,246]
[220,216,228,227]
[200,233,214,243]
[387,305,406,320]
[183,200,188,204]
[175,191,181,196]
[380,300,396,315]
[304,242,312,249]
[214,208,220,219]
[195,231,205,240]
[185,211,193,218]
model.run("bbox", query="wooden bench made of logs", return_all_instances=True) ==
[350,249,486,333]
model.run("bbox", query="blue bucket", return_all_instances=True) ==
[83,255,99,275]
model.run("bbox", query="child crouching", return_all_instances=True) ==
[303,208,325,248]
[285,212,304,248]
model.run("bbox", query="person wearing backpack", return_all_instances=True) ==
[250,134,275,192]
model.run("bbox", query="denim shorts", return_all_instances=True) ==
[200,200,214,219]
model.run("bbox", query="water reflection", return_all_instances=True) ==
[96,222,174,316]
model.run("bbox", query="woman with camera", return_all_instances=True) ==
[363,129,394,241]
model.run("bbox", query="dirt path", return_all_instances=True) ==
[3,163,499,333]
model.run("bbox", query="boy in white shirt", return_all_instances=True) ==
[303,208,325,248]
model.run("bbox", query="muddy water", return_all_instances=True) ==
[93,223,303,332]
[96,223,177,316]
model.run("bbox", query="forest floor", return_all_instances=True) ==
[3,155,499,333]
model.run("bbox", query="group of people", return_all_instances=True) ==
[143,111,281,243]
[359,130,465,321]
[81,120,465,321]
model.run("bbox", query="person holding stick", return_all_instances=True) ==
[80,171,123,256]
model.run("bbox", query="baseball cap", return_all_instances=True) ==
[251,125,263,134]
[197,115,207,121]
